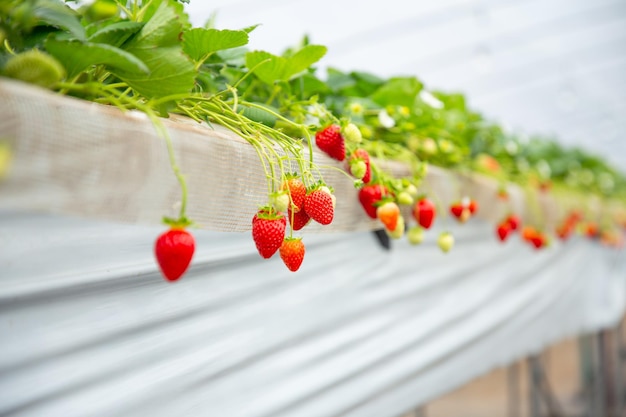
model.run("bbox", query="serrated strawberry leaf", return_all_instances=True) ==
[125,1,185,48]
[88,21,144,47]
[33,0,86,41]
[115,46,195,97]
[115,0,195,98]
[45,39,149,78]
[245,50,287,84]
[371,76,423,107]
[182,28,248,62]
[240,24,260,34]
[285,45,326,76]
[246,45,326,85]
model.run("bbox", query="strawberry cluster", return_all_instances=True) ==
[251,178,336,272]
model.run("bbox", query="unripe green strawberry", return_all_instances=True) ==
[343,123,362,143]
[279,237,305,272]
[386,215,405,239]
[4,50,65,88]
[437,231,454,253]
[348,149,372,183]
[349,159,367,180]
[406,184,418,197]
[397,191,413,205]
[407,226,424,245]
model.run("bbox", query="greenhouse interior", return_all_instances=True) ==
[1,0,625,416]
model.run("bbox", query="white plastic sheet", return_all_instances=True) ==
[1,211,624,417]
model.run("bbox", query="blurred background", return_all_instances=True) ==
[187,0,626,169]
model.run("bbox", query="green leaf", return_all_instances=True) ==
[115,46,195,98]
[371,76,423,107]
[33,0,86,41]
[245,45,326,84]
[240,24,260,34]
[285,45,326,76]
[326,68,355,92]
[245,50,287,84]
[182,28,248,62]
[292,73,330,97]
[217,46,248,67]
[116,0,195,98]
[45,38,149,78]
[125,0,184,48]
[88,21,144,47]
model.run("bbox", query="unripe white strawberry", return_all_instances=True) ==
[407,226,424,245]
[397,191,414,205]
[271,192,290,213]
[349,159,367,179]
[437,231,454,253]
[343,123,362,143]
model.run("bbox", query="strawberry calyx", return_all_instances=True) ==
[254,205,285,221]
[162,216,193,229]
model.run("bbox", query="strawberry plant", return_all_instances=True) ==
[1,0,624,277]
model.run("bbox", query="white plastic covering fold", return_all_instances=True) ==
[1,210,624,417]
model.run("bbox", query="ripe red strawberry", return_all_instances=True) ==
[450,203,464,218]
[496,222,511,242]
[413,198,436,229]
[468,199,478,215]
[450,202,470,223]
[377,201,400,231]
[281,176,306,213]
[348,149,372,183]
[556,224,572,241]
[304,188,334,225]
[522,226,547,249]
[288,207,311,231]
[585,222,599,238]
[154,228,195,282]
[279,237,305,272]
[315,124,345,161]
[252,209,286,258]
[359,184,386,219]
[506,214,521,231]
[530,234,546,249]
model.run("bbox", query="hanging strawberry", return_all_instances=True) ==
[315,124,345,161]
[154,227,196,282]
[413,197,436,229]
[252,208,286,258]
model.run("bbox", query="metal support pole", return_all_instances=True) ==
[528,355,542,417]
[594,331,607,417]
[615,320,625,416]
[508,361,520,417]
[413,407,427,417]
